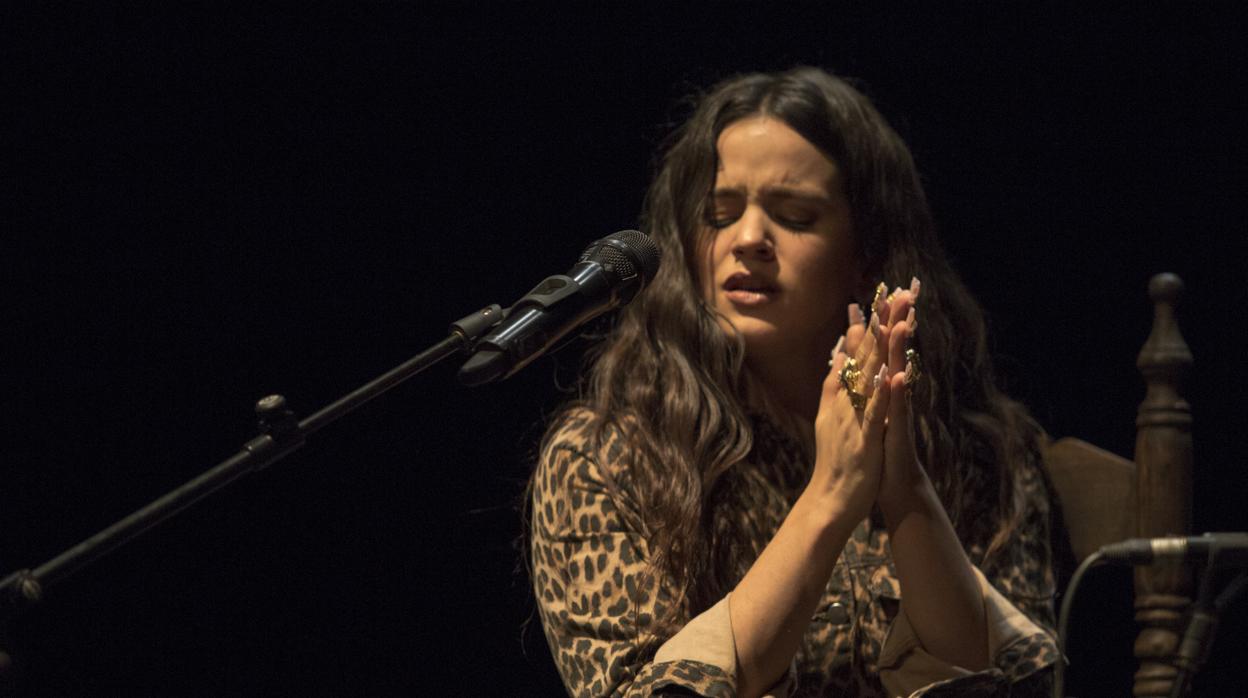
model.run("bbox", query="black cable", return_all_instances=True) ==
[1053,550,1107,698]
[1169,564,1248,698]
[1170,544,1222,698]
[1215,571,1248,612]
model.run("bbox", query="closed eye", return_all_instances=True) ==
[770,212,816,229]
[705,194,744,229]
[768,204,819,230]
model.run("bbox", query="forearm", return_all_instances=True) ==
[729,485,858,697]
[880,469,990,671]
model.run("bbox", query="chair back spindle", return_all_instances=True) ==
[1132,273,1194,697]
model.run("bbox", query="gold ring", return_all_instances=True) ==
[904,349,922,387]
[839,357,861,391]
[846,388,868,411]
[839,357,868,410]
[838,359,868,409]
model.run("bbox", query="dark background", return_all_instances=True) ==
[3,3,1246,695]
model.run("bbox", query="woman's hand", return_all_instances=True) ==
[812,329,890,525]
[841,281,990,671]
[731,326,892,697]
[878,298,926,512]
[842,280,926,508]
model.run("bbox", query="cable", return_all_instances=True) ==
[1053,550,1106,698]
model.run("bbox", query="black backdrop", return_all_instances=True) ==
[4,3,1247,695]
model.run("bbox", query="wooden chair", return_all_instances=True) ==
[1042,272,1194,698]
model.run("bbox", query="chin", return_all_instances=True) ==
[725,317,787,355]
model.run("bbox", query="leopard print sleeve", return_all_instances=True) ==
[530,412,737,697]
[898,462,1060,697]
[979,462,1061,686]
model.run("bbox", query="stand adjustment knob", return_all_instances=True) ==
[255,394,299,440]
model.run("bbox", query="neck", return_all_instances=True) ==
[746,342,827,427]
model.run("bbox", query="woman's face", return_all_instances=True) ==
[699,116,859,363]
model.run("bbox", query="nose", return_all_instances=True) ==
[731,207,774,261]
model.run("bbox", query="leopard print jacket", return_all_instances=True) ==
[530,408,1059,697]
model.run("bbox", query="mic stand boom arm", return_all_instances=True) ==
[0,304,504,627]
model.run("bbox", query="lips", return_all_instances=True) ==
[723,272,778,305]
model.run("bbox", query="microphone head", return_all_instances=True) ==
[578,230,661,287]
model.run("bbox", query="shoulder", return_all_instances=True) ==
[540,405,637,484]
[533,406,644,535]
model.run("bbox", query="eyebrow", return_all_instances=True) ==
[711,185,834,204]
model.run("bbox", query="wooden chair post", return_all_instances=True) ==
[1132,273,1194,697]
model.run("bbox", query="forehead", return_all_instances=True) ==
[714,117,840,191]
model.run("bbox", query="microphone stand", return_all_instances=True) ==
[0,303,505,679]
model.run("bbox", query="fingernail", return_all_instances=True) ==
[874,362,889,390]
[831,334,845,357]
[873,282,888,313]
[906,307,915,328]
[868,312,879,334]
[910,277,921,296]
[848,303,864,326]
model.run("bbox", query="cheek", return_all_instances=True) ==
[796,244,855,305]
[695,231,725,301]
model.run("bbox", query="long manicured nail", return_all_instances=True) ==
[906,307,916,328]
[848,303,864,326]
[872,282,888,314]
[831,335,845,357]
[910,276,921,297]
[868,311,880,335]
[873,362,889,390]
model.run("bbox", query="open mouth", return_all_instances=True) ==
[723,273,778,305]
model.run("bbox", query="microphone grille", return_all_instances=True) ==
[580,230,661,282]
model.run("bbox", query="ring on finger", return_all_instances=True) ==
[904,349,922,390]
[839,358,868,410]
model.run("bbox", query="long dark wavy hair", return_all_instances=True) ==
[536,66,1046,640]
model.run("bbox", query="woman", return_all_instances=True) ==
[529,67,1058,697]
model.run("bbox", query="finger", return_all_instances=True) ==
[830,333,845,360]
[827,339,847,387]
[823,345,847,397]
[887,290,912,332]
[861,362,891,440]
[888,318,910,375]
[820,335,851,417]
[819,350,861,429]
[884,277,921,334]
[871,282,890,329]
[851,314,877,371]
[885,368,920,462]
[845,304,866,356]
[859,321,888,398]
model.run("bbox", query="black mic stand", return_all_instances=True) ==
[0,303,505,683]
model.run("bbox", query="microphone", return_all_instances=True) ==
[457,230,661,386]
[1099,533,1248,566]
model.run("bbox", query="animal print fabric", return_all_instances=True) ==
[530,409,1058,696]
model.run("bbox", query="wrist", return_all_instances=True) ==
[798,471,872,534]
[878,462,937,526]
